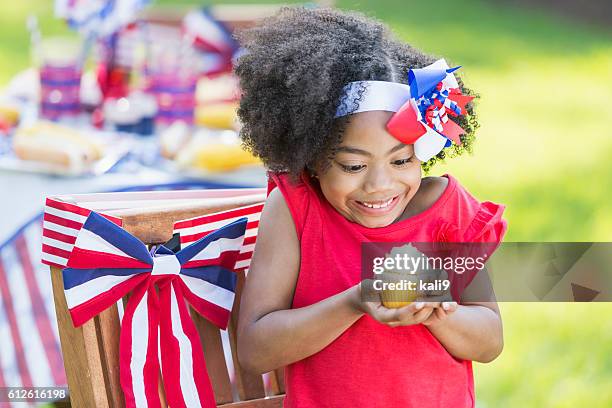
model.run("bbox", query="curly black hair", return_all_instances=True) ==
[234,7,478,177]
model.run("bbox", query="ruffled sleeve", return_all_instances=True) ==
[428,179,508,301]
[430,179,507,245]
[463,201,507,244]
[267,172,313,239]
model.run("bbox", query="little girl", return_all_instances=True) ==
[234,7,506,408]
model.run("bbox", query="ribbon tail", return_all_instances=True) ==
[440,119,466,145]
[159,281,216,408]
[447,93,475,115]
[120,279,162,408]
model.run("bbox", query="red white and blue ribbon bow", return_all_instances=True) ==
[63,211,247,408]
[334,59,474,162]
[386,59,475,161]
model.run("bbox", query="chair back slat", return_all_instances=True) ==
[51,265,119,407]
[228,272,267,400]
[95,306,126,407]
[191,310,234,404]
[278,369,286,393]
[268,369,286,395]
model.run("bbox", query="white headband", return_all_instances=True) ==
[334,81,411,118]
[335,60,458,118]
[333,59,469,162]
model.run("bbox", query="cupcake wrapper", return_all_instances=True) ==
[379,273,421,308]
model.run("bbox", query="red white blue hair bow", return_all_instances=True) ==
[63,211,247,408]
[335,59,474,162]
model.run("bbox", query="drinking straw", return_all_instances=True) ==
[26,14,41,65]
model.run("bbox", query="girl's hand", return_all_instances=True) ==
[352,282,440,327]
[361,300,439,327]
[421,301,458,327]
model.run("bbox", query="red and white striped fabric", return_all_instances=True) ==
[0,216,67,408]
[42,197,121,269]
[42,189,267,270]
[173,202,264,274]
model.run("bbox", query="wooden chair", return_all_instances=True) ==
[48,192,285,407]
[49,3,344,405]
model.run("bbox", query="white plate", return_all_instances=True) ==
[0,132,134,177]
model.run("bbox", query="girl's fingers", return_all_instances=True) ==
[371,301,449,325]
[441,302,458,312]
[419,294,452,303]
[389,302,458,327]
[413,306,435,321]
[371,305,407,323]
[390,307,434,325]
[421,308,444,326]
[373,302,423,323]
[385,302,440,321]
[387,307,434,326]
[395,301,440,315]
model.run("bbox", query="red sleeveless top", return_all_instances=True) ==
[268,172,507,408]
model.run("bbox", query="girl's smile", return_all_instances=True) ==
[353,195,400,213]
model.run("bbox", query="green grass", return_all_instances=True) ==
[477,303,612,408]
[0,1,75,85]
[2,1,612,407]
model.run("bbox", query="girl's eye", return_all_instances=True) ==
[393,158,412,167]
[339,163,366,173]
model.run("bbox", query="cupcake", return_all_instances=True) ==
[378,244,425,308]
[379,269,421,308]
[379,247,455,308]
